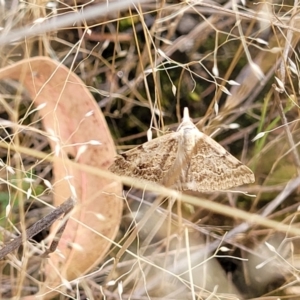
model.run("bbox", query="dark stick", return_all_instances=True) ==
[0,197,76,259]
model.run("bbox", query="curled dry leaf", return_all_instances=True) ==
[223,32,300,110]
[0,57,123,297]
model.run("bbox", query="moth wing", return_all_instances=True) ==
[182,133,255,191]
[109,132,179,183]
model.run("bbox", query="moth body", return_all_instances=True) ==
[109,107,255,191]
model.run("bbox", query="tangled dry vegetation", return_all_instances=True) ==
[0,0,300,299]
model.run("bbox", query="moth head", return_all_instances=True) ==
[182,107,190,122]
[176,107,197,132]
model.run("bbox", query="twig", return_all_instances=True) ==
[273,85,300,173]
[278,0,299,84]
[0,197,76,259]
[202,175,300,254]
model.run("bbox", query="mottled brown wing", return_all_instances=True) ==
[180,133,255,191]
[109,132,179,183]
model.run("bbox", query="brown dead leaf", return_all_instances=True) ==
[0,57,122,297]
[224,33,300,110]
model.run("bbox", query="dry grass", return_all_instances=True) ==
[0,0,300,299]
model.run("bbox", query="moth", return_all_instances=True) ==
[109,108,255,191]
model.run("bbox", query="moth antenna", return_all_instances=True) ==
[182,107,190,122]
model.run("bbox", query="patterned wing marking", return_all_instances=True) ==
[180,134,255,191]
[109,132,179,183]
